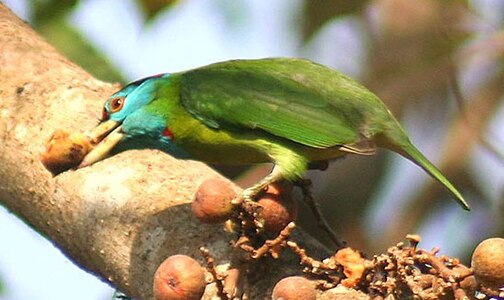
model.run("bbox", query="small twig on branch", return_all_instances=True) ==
[200,247,228,300]
[252,222,296,259]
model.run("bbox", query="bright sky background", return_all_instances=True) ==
[1,0,503,299]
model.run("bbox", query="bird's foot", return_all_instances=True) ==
[295,178,346,249]
[231,188,266,233]
[232,184,266,205]
[240,198,265,231]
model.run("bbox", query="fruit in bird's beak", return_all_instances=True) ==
[41,130,93,175]
[40,119,123,174]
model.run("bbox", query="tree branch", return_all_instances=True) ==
[0,4,346,299]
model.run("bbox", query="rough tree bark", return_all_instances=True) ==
[0,5,366,300]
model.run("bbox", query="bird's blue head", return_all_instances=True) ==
[101,74,170,124]
[78,73,182,168]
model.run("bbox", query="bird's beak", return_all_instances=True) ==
[78,119,124,168]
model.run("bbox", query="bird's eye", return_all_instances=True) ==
[110,97,125,113]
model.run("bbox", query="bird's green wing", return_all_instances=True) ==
[179,58,385,149]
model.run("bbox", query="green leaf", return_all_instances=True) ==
[31,0,79,26]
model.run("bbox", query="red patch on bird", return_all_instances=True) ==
[163,128,175,141]
[101,108,110,121]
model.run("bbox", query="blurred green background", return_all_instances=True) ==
[1,0,503,299]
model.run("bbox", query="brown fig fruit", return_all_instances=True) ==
[272,276,316,300]
[471,237,504,288]
[257,183,297,233]
[192,178,237,224]
[153,254,206,300]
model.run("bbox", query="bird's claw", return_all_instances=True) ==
[240,199,264,230]
[230,190,266,234]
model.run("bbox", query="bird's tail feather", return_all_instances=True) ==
[378,126,470,210]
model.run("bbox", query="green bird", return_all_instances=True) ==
[79,58,469,212]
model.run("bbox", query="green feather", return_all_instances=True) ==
[380,128,467,209]
[179,58,390,149]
